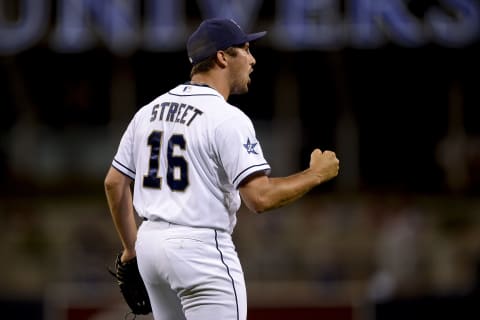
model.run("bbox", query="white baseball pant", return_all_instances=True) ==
[135,220,247,320]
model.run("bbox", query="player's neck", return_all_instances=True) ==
[190,74,229,100]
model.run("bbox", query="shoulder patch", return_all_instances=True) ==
[243,138,258,155]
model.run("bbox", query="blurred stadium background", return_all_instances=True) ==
[1,1,479,319]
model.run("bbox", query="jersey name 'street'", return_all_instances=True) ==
[149,102,203,126]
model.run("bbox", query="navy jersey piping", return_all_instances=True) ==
[167,92,221,98]
[214,230,239,320]
[232,163,269,185]
[112,159,135,176]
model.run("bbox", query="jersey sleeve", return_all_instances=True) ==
[215,113,271,189]
[112,117,136,180]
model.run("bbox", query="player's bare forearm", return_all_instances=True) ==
[239,172,318,213]
[239,149,339,213]
[104,167,138,259]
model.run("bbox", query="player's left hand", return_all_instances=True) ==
[108,252,152,316]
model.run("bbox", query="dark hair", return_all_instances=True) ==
[190,46,239,78]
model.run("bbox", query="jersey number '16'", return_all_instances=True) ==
[143,131,188,191]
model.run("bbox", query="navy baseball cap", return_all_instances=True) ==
[187,18,267,65]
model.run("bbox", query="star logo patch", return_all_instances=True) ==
[243,138,258,154]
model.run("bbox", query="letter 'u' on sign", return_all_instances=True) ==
[0,0,49,54]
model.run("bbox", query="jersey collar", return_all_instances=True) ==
[167,82,224,100]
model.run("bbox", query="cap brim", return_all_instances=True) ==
[245,31,267,43]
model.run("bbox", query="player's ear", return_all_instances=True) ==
[215,50,228,68]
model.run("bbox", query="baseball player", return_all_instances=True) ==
[104,18,339,320]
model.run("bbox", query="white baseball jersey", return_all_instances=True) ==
[112,83,271,234]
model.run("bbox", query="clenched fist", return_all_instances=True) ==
[309,149,339,183]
